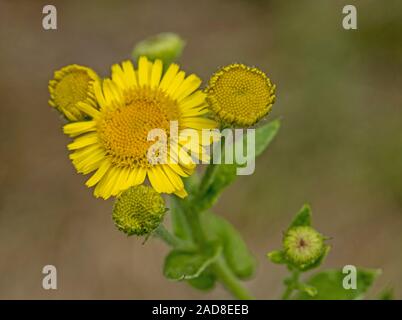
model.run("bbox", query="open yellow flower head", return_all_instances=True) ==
[48,65,99,121]
[206,64,276,127]
[113,185,166,236]
[63,56,216,199]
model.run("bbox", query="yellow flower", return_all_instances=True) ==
[48,65,99,121]
[63,56,216,199]
[206,64,276,127]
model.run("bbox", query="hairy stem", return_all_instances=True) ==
[199,164,219,196]
[282,270,300,300]
[154,224,183,248]
[212,257,255,300]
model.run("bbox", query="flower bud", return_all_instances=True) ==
[282,226,325,269]
[48,65,99,121]
[132,33,185,66]
[112,185,166,236]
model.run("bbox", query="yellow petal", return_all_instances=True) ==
[162,165,184,190]
[180,118,217,130]
[150,59,163,88]
[148,166,175,193]
[93,80,107,109]
[174,188,188,198]
[86,160,112,187]
[63,121,97,137]
[111,63,127,89]
[174,74,202,101]
[67,133,98,150]
[179,91,206,110]
[159,63,179,91]
[76,102,100,119]
[122,60,137,87]
[138,56,150,87]
[166,71,185,95]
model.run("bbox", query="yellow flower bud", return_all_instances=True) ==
[48,64,99,121]
[112,185,166,236]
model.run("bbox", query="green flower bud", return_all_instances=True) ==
[283,226,325,269]
[112,185,166,236]
[132,32,185,66]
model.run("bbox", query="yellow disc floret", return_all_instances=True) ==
[48,65,99,121]
[112,185,166,236]
[206,64,275,127]
[98,87,180,169]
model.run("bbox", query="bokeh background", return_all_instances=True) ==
[0,0,401,299]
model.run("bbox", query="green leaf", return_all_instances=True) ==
[202,212,256,279]
[267,250,286,264]
[231,119,281,165]
[183,171,201,195]
[296,268,381,300]
[170,196,193,242]
[254,119,281,157]
[187,268,216,291]
[163,242,222,281]
[132,32,185,66]
[289,204,312,228]
[197,120,280,211]
[297,283,318,297]
[198,164,237,211]
[378,287,394,300]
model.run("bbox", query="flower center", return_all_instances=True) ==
[53,70,91,109]
[113,185,166,236]
[207,64,275,126]
[98,87,180,168]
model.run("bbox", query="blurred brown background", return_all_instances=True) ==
[0,0,401,299]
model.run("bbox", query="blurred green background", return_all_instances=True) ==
[0,0,401,299]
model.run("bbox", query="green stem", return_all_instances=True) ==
[163,163,255,300]
[199,164,219,196]
[182,199,206,244]
[154,224,183,248]
[212,258,255,300]
[184,190,254,300]
[281,270,300,300]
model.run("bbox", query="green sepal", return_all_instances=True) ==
[267,250,287,264]
[289,204,312,229]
